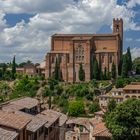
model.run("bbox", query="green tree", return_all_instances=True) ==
[89,102,100,113]
[68,100,85,116]
[118,58,123,76]
[133,57,140,74]
[121,54,128,78]
[107,99,116,112]
[93,58,100,80]
[103,67,107,80]
[127,47,132,71]
[105,99,140,140]
[47,78,58,109]
[79,63,85,81]
[54,57,62,81]
[12,56,16,80]
[111,62,116,79]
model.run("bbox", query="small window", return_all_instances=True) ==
[109,55,112,63]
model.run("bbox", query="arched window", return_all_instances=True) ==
[75,45,85,63]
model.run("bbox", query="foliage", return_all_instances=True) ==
[68,100,85,117]
[133,57,140,75]
[88,101,100,113]
[43,86,51,97]
[127,47,132,71]
[103,67,107,80]
[11,76,39,99]
[53,57,62,81]
[93,58,100,80]
[107,99,116,112]
[79,63,85,81]
[47,78,58,90]
[121,54,129,78]
[115,77,137,88]
[111,62,116,79]
[12,56,16,80]
[105,99,140,140]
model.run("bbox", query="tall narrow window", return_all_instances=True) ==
[75,45,84,63]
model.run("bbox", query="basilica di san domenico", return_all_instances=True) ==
[45,18,123,82]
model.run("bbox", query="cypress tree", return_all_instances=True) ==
[118,58,123,76]
[111,62,116,79]
[54,57,59,80]
[93,58,100,80]
[12,56,16,80]
[54,57,62,81]
[127,47,132,71]
[100,71,104,80]
[121,54,128,78]
[79,63,85,81]
[104,67,107,80]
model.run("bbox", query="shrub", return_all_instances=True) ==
[68,100,85,117]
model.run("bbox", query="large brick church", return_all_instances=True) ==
[45,18,123,82]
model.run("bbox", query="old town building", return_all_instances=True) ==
[0,97,67,140]
[45,18,123,82]
[99,82,140,109]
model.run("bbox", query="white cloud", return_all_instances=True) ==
[0,0,140,63]
[131,47,140,60]
[127,0,140,8]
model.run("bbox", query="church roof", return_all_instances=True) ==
[52,33,119,37]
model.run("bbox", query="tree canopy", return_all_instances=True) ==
[105,99,140,140]
[68,100,85,117]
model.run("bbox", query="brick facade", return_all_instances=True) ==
[45,18,123,82]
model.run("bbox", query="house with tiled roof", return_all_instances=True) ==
[92,122,112,140]
[99,82,140,109]
[0,110,31,140]
[65,118,98,140]
[0,97,66,140]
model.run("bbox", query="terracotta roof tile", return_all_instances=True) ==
[0,127,18,140]
[0,111,31,130]
[92,122,112,137]
[10,97,39,109]
[66,118,92,130]
[40,110,60,128]
[27,116,48,132]
[123,84,140,90]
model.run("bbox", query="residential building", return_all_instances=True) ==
[0,127,18,140]
[45,18,123,82]
[0,110,31,140]
[92,122,112,140]
[99,88,123,109]
[65,118,94,140]
[123,82,140,100]
[0,97,64,140]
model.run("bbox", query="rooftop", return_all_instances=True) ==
[40,110,60,128]
[10,97,39,109]
[0,110,31,130]
[92,122,112,137]
[111,88,123,92]
[0,127,18,140]
[27,116,48,132]
[123,83,140,90]
[66,118,92,130]
[53,33,118,37]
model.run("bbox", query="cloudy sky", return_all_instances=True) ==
[0,0,140,63]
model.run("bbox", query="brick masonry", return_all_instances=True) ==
[45,18,123,82]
